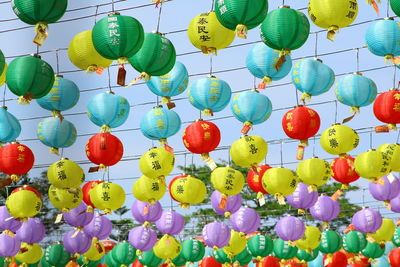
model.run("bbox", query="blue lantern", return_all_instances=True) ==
[334,73,377,113]
[140,106,181,143]
[246,43,292,88]
[87,92,130,132]
[146,61,189,108]
[291,58,335,102]
[37,117,77,154]
[188,76,232,116]
[365,18,400,62]
[230,90,272,134]
[36,76,80,116]
[0,107,21,145]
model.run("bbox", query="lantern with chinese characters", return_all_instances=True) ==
[296,249,319,263]
[291,58,335,102]
[246,43,292,88]
[282,106,320,160]
[369,174,400,207]
[84,212,112,241]
[202,222,231,250]
[156,210,185,235]
[48,185,83,212]
[392,227,400,247]
[234,248,252,266]
[352,208,383,234]
[273,238,298,260]
[68,31,113,72]
[210,166,245,201]
[211,191,242,217]
[296,157,331,191]
[82,180,103,210]
[331,154,360,189]
[64,202,94,228]
[373,89,400,130]
[247,234,273,261]
[275,216,305,243]
[87,92,130,132]
[83,239,105,262]
[90,182,126,214]
[361,241,385,260]
[230,135,268,171]
[230,90,272,134]
[354,149,391,184]
[308,0,358,41]
[378,143,400,171]
[111,242,137,267]
[6,55,55,104]
[146,61,189,108]
[343,230,367,254]
[153,234,182,262]
[169,174,207,208]
[12,0,67,45]
[129,226,157,253]
[286,183,318,214]
[247,165,270,202]
[188,12,235,54]
[140,106,181,144]
[310,195,340,226]
[85,133,124,172]
[0,143,34,182]
[132,175,166,204]
[47,158,84,189]
[181,239,205,264]
[318,230,342,254]
[131,200,162,225]
[6,186,42,219]
[0,107,21,145]
[262,167,298,204]
[37,117,77,154]
[370,218,396,244]
[188,76,232,116]
[138,249,163,267]
[63,229,91,255]
[15,243,43,265]
[260,6,310,69]
[223,230,247,258]
[320,124,359,155]
[140,146,174,179]
[296,226,321,252]
[230,206,260,234]
[43,243,71,267]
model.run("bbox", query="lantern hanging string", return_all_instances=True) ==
[253,76,257,90]
[36,45,39,55]
[387,0,390,17]
[393,64,397,89]
[191,153,195,176]
[280,141,284,167]
[2,85,6,107]
[369,129,373,149]
[94,5,99,24]
[156,96,159,106]
[312,136,316,157]
[60,148,64,159]
[107,167,110,182]
[209,55,213,76]
[156,0,163,33]
[55,49,60,75]
[107,67,113,93]
[356,48,360,73]
[111,0,115,12]
[334,100,338,124]
[210,0,215,11]
[314,32,318,58]
[295,86,300,106]
[183,153,187,173]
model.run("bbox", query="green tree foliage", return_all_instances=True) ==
[110,206,138,241]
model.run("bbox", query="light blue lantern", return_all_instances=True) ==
[307,253,323,267]
[146,61,189,108]
[334,73,377,113]
[365,18,400,62]
[230,90,272,134]
[140,106,181,143]
[87,92,130,132]
[0,106,21,145]
[291,58,335,101]
[37,117,77,154]
[246,43,292,88]
[36,76,80,116]
[373,256,390,267]
[187,76,231,116]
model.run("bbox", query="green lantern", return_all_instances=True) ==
[391,0,400,17]
[12,0,68,45]
[343,231,368,253]
[39,257,52,267]
[273,238,298,260]
[15,259,40,267]
[361,241,385,259]
[111,241,137,266]
[43,243,71,267]
[139,249,163,267]
[393,227,400,247]
[128,33,176,84]
[212,248,231,264]
[233,248,253,266]
[6,54,55,104]
[181,239,205,263]
[105,252,119,267]
[0,50,5,76]
[77,256,102,267]
[172,252,187,266]
[247,234,273,261]
[0,258,4,267]
[318,231,342,254]
[296,248,319,262]
[214,0,268,38]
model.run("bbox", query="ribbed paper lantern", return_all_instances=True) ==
[310,195,340,224]
[296,226,321,251]
[320,124,359,155]
[369,174,400,205]
[343,230,367,254]
[0,107,21,145]
[318,230,342,254]
[378,143,400,171]
[273,238,298,260]
[202,222,231,250]
[48,185,82,212]
[0,63,7,86]
[330,154,360,188]
[169,174,207,208]
[354,149,391,183]
[296,157,331,190]
[0,143,34,182]
[90,182,126,214]
[132,176,166,204]
[230,206,260,234]
[275,216,305,242]
[211,166,245,197]
[247,165,270,201]
[373,89,400,130]
[47,158,84,189]
[286,183,318,213]
[6,186,42,219]
[0,50,5,76]
[352,208,383,234]
[262,167,298,204]
[230,135,268,169]
[140,146,174,179]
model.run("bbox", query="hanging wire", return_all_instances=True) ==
[191,153,195,175]
[387,0,391,17]
[396,129,400,144]
[393,64,397,89]
[356,48,360,73]
[107,167,110,182]
[314,32,318,58]
[36,45,39,55]
[370,130,373,149]
[107,67,113,92]
[312,136,316,157]
[210,0,215,11]
[2,85,6,107]
[227,147,231,165]
[94,5,99,24]
[209,55,213,76]
[156,96,160,106]
[295,87,300,106]
[156,0,163,33]
[183,153,187,174]
[280,141,284,167]
[55,49,60,75]
[60,148,64,159]
[334,100,338,123]
[111,0,115,12]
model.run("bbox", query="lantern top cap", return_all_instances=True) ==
[151,30,164,36]
[195,118,204,122]
[250,89,259,93]
[108,12,120,16]
[55,75,64,78]
[313,57,323,63]
[30,53,41,59]
[60,157,69,161]
[207,74,216,79]
[384,17,394,20]
[1,106,7,110]
[279,5,291,8]
[106,90,115,95]
[353,72,363,76]
[367,149,376,152]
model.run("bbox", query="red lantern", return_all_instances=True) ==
[132,259,143,267]
[282,106,321,160]
[373,89,400,131]
[182,120,220,170]
[101,239,117,254]
[198,257,222,267]
[82,180,103,209]
[323,251,348,267]
[0,143,34,182]
[86,133,123,172]
[330,154,359,189]
[247,165,270,204]
[389,248,400,267]
[257,256,280,267]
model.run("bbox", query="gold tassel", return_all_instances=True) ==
[224,211,231,218]
[275,193,286,205]
[235,24,248,39]
[33,22,48,46]
[300,93,311,102]
[327,26,339,41]
[18,95,31,105]
[117,57,129,65]
[307,185,317,192]
[388,123,398,130]
[50,147,60,156]
[86,206,94,213]
[341,184,349,190]
[202,108,213,117]
[200,46,217,55]
[100,125,112,133]
[126,72,151,87]
[179,203,190,209]
[298,209,305,215]
[10,174,19,182]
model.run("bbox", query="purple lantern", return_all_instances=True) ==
[83,213,112,240]
[369,174,400,202]
[286,183,318,212]
[390,193,400,213]
[155,210,184,235]
[211,190,242,217]
[128,226,157,252]
[202,222,231,249]
[0,206,21,232]
[275,216,305,242]
[63,229,91,254]
[16,218,45,244]
[230,206,260,234]
[131,200,162,224]
[352,208,383,234]
[63,202,94,227]
[0,232,21,257]
[310,195,340,223]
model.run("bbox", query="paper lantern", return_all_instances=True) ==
[0,205,22,232]
[83,239,105,261]
[211,166,245,197]
[202,222,231,249]
[68,30,113,72]
[198,256,222,267]
[223,230,247,257]
[0,143,34,181]
[128,226,157,252]
[230,206,260,234]
[296,248,319,262]
[296,226,321,251]
[308,0,358,40]
[297,157,331,190]
[0,231,20,258]
[370,218,396,244]
[261,167,298,204]
[378,143,400,172]
[0,63,6,86]
[6,55,55,104]
[369,174,400,206]
[275,216,305,242]
[153,235,181,262]
[389,248,400,267]
[352,208,383,234]
[82,180,103,209]
[212,248,230,265]
[140,146,174,179]
[84,212,112,240]
[169,174,207,208]
[361,241,385,259]
[131,200,162,225]
[247,165,270,201]
[188,76,232,116]
[322,251,348,267]
[181,239,205,263]
[310,195,340,224]
[5,186,42,219]
[320,124,359,155]
[291,58,335,101]
[87,92,130,132]
[63,229,91,255]
[138,249,163,267]
[343,231,367,254]
[172,252,187,267]
[354,149,391,183]
[187,12,235,54]
[230,135,268,169]
[210,190,242,217]
[47,158,84,189]
[318,230,342,254]
[393,228,400,247]
[258,256,280,267]
[233,248,252,266]
[43,243,71,267]
[247,234,273,260]
[0,50,4,76]
[0,107,21,144]
[111,242,137,267]
[16,218,45,244]
[48,185,82,212]
[132,175,166,204]
[391,0,400,16]
[330,154,360,189]
[373,89,400,130]
[155,210,185,235]
[273,238,298,260]
[63,202,94,228]
[286,183,318,214]
[15,243,43,265]
[90,182,126,214]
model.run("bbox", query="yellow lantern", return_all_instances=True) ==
[370,218,395,244]
[90,182,126,214]
[132,175,166,204]
[296,226,321,252]
[48,185,82,212]
[6,186,42,219]
[83,238,105,261]
[169,174,207,208]
[0,63,7,86]
[308,0,358,41]
[68,30,113,72]
[320,124,359,155]
[153,234,182,262]
[262,167,298,204]
[15,243,43,264]
[211,166,245,196]
[378,143,400,172]
[47,158,85,189]
[296,157,331,191]
[230,135,268,169]
[139,147,175,179]
[188,11,235,55]
[354,149,390,184]
[223,230,247,258]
